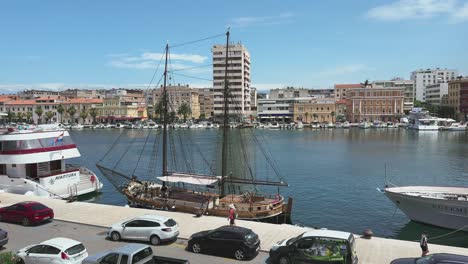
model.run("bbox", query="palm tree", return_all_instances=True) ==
[199,113,206,121]
[304,112,309,123]
[331,111,335,123]
[57,104,65,123]
[45,111,54,124]
[16,112,24,122]
[6,111,15,123]
[79,109,88,124]
[313,113,318,121]
[177,103,192,122]
[154,101,163,120]
[26,112,33,123]
[35,106,43,124]
[89,108,98,124]
[169,111,177,123]
[67,106,77,124]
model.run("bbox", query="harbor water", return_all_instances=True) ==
[69,128,468,247]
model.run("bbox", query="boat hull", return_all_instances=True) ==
[385,187,468,230]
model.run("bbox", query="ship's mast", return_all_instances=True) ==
[220,30,230,197]
[162,44,169,182]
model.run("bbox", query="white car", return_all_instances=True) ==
[108,214,179,245]
[16,237,88,264]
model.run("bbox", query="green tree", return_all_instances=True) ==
[89,108,98,124]
[45,111,54,123]
[169,111,177,123]
[79,109,88,124]
[67,106,77,124]
[6,110,15,123]
[35,106,43,124]
[414,100,423,107]
[57,104,65,123]
[154,101,164,120]
[177,102,192,122]
[26,112,33,123]
[331,111,335,123]
[199,113,206,121]
[304,112,309,123]
[16,112,24,122]
[313,113,318,121]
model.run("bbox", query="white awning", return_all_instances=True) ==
[157,173,221,185]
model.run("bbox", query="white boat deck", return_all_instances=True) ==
[387,186,468,200]
[1,193,468,263]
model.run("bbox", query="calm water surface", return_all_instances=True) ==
[69,128,468,247]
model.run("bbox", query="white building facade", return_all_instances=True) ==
[425,83,449,106]
[411,68,457,102]
[372,79,414,111]
[212,43,251,120]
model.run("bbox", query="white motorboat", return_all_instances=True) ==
[0,125,103,199]
[269,122,280,129]
[407,108,439,131]
[358,121,371,129]
[386,122,398,128]
[71,124,84,130]
[441,122,467,131]
[384,186,468,231]
[296,121,304,129]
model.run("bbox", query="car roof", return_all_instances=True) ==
[432,253,468,261]
[216,225,253,235]
[111,243,151,254]
[134,214,170,222]
[14,201,43,207]
[40,237,82,250]
[302,229,353,240]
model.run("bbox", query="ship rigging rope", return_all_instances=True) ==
[113,130,141,170]
[132,129,153,176]
[98,129,127,163]
[413,225,468,242]
[170,32,226,48]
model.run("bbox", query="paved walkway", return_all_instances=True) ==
[1,193,468,263]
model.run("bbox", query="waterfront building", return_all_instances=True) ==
[334,84,362,101]
[372,79,414,111]
[149,85,201,120]
[250,87,258,116]
[97,97,146,123]
[335,100,347,121]
[447,78,468,120]
[425,83,449,106]
[346,86,405,123]
[293,98,336,123]
[60,89,103,99]
[198,88,214,119]
[17,89,60,100]
[308,88,334,98]
[268,87,310,99]
[411,68,457,102]
[212,43,252,120]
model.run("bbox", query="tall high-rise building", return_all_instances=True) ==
[411,68,457,102]
[212,43,251,120]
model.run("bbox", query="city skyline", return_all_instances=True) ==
[1,0,468,94]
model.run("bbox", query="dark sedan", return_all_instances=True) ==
[0,228,7,247]
[391,253,468,264]
[188,225,260,260]
[0,201,54,226]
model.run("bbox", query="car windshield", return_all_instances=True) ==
[245,232,258,244]
[31,204,48,211]
[416,255,434,264]
[133,247,153,264]
[65,243,85,255]
[164,219,177,227]
[287,233,304,245]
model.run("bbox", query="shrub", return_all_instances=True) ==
[0,251,18,264]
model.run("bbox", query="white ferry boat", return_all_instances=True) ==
[407,108,439,131]
[0,126,103,199]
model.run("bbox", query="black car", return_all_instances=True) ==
[391,253,468,264]
[0,228,7,247]
[187,225,260,260]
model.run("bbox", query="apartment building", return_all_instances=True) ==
[447,78,468,120]
[411,68,457,102]
[372,79,414,111]
[346,86,405,123]
[425,83,449,106]
[150,85,201,119]
[198,88,214,119]
[293,98,336,123]
[212,43,251,120]
[17,90,60,100]
[334,84,362,101]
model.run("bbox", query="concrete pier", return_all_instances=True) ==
[1,193,468,263]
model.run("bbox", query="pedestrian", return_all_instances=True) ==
[420,232,429,256]
[228,204,236,226]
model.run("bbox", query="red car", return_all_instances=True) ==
[0,201,54,226]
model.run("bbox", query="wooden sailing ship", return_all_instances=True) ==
[97,31,292,223]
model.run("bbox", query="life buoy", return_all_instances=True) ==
[90,175,96,183]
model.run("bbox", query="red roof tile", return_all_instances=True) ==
[334,84,362,89]
[5,100,37,105]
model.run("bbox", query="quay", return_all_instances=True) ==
[1,193,468,263]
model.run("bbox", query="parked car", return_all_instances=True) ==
[108,214,179,246]
[188,225,260,260]
[83,243,190,264]
[391,253,468,264]
[16,237,88,264]
[0,201,54,226]
[0,228,8,247]
[267,229,358,264]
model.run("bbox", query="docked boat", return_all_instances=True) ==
[0,125,103,199]
[358,121,371,129]
[384,186,468,231]
[407,108,439,131]
[441,122,467,131]
[269,122,280,129]
[97,31,292,224]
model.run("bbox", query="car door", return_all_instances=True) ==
[14,205,29,223]
[4,205,18,222]
[291,237,317,264]
[99,253,120,264]
[140,220,160,240]
[206,231,228,255]
[24,245,54,264]
[121,220,142,240]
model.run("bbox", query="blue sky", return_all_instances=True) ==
[1,0,468,93]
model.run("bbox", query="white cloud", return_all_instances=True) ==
[109,52,208,70]
[231,12,295,28]
[450,2,468,22]
[366,0,464,21]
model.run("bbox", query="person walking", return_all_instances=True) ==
[420,232,429,256]
[228,204,236,226]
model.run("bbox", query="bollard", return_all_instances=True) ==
[363,229,373,239]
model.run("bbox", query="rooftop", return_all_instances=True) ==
[334,84,362,89]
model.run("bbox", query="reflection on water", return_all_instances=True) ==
[68,128,468,247]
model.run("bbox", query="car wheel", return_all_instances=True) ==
[111,231,121,241]
[234,249,246,260]
[150,235,160,246]
[16,258,25,264]
[21,217,30,226]
[279,256,290,264]
[191,242,201,253]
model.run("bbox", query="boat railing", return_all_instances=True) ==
[38,167,80,178]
